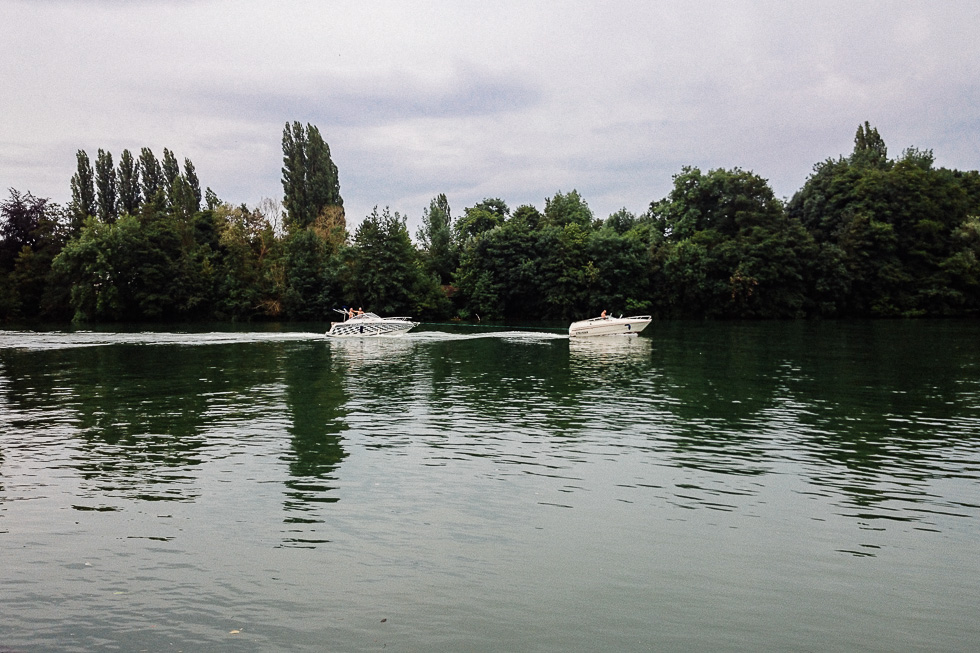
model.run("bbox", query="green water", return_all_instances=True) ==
[1,321,978,651]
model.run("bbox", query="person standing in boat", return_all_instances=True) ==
[600,310,607,318]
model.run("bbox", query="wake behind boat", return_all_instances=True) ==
[568,313,651,337]
[326,309,419,337]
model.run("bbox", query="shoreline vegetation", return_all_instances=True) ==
[2,121,978,324]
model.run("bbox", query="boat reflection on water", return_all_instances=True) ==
[567,334,653,383]
[325,335,422,415]
[326,331,418,369]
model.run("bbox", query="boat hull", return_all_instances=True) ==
[326,319,418,337]
[568,315,651,337]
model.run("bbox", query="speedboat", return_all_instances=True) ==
[326,310,419,337]
[568,314,651,337]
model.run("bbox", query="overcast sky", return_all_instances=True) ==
[2,0,979,230]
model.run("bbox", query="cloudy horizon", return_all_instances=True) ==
[3,0,978,229]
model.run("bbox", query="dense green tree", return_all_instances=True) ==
[455,218,541,319]
[0,269,14,318]
[416,193,456,284]
[26,144,249,322]
[543,189,594,228]
[123,207,198,319]
[52,202,215,322]
[835,210,906,315]
[280,228,339,320]
[472,197,509,218]
[604,207,636,235]
[117,149,140,216]
[69,150,96,231]
[281,121,343,231]
[784,156,859,241]
[1,189,47,270]
[510,204,543,230]
[647,167,823,318]
[11,225,71,320]
[0,189,70,320]
[95,149,118,223]
[649,167,784,240]
[898,146,934,171]
[534,222,594,318]
[0,192,68,319]
[52,216,136,321]
[454,198,509,241]
[455,192,656,320]
[788,123,980,316]
[655,230,730,317]
[726,218,827,318]
[349,207,439,316]
[586,224,652,314]
[10,121,979,325]
[939,216,980,314]
[212,203,281,319]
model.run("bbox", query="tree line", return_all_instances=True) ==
[1,121,978,323]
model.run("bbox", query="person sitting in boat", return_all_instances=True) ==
[600,309,607,318]
[348,308,354,319]
[357,307,364,316]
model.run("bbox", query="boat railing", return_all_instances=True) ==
[587,314,651,321]
[332,309,415,322]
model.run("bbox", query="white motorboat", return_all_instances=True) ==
[326,310,419,337]
[568,314,651,337]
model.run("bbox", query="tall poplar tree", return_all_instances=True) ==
[95,149,118,223]
[162,148,181,209]
[281,121,343,231]
[183,158,202,213]
[69,150,96,231]
[117,149,140,216]
[139,147,163,206]
[851,121,888,168]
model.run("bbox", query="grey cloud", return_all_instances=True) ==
[172,67,541,127]
[3,1,979,227]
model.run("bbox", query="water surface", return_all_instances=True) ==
[1,321,979,651]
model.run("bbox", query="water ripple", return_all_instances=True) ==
[1,324,979,650]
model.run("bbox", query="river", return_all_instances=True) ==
[1,321,978,651]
